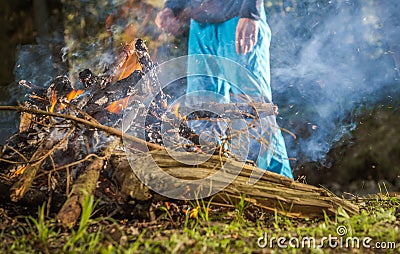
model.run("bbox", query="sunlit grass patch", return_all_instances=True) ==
[0,193,399,253]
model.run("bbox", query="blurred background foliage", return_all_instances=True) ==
[0,0,399,195]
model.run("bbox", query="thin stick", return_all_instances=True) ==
[0,158,26,165]
[35,153,104,179]
[66,166,70,197]
[5,145,29,163]
[280,127,297,139]
[0,105,163,151]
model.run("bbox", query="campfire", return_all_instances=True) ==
[0,39,358,226]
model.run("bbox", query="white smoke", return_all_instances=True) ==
[268,0,399,166]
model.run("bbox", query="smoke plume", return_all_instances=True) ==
[267,0,400,166]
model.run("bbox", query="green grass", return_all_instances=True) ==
[0,193,399,253]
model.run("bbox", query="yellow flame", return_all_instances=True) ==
[49,91,57,113]
[105,96,130,114]
[173,102,188,122]
[174,102,180,118]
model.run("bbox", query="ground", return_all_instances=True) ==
[0,193,399,253]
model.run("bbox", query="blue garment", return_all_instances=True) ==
[186,7,293,179]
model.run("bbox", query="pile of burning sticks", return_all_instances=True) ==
[0,39,359,225]
[0,39,168,224]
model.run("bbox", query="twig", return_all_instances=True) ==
[34,153,105,179]
[280,127,297,139]
[63,102,101,125]
[0,158,26,165]
[66,166,71,197]
[5,145,29,163]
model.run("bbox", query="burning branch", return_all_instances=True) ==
[10,127,75,202]
[107,42,137,81]
[0,106,163,151]
[177,101,279,119]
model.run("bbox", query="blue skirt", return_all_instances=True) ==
[186,10,293,179]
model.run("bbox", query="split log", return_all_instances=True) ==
[56,139,119,226]
[129,149,359,218]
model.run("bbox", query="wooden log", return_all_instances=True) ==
[56,139,119,227]
[128,149,359,218]
[111,156,152,201]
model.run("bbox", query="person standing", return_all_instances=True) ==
[155,0,293,179]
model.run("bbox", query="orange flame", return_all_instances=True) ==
[60,89,84,110]
[67,89,84,101]
[118,54,142,81]
[10,166,26,179]
[106,96,130,114]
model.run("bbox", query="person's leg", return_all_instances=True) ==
[186,20,229,148]
[256,127,293,179]
[251,12,293,179]
[214,11,293,179]
[187,16,293,179]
